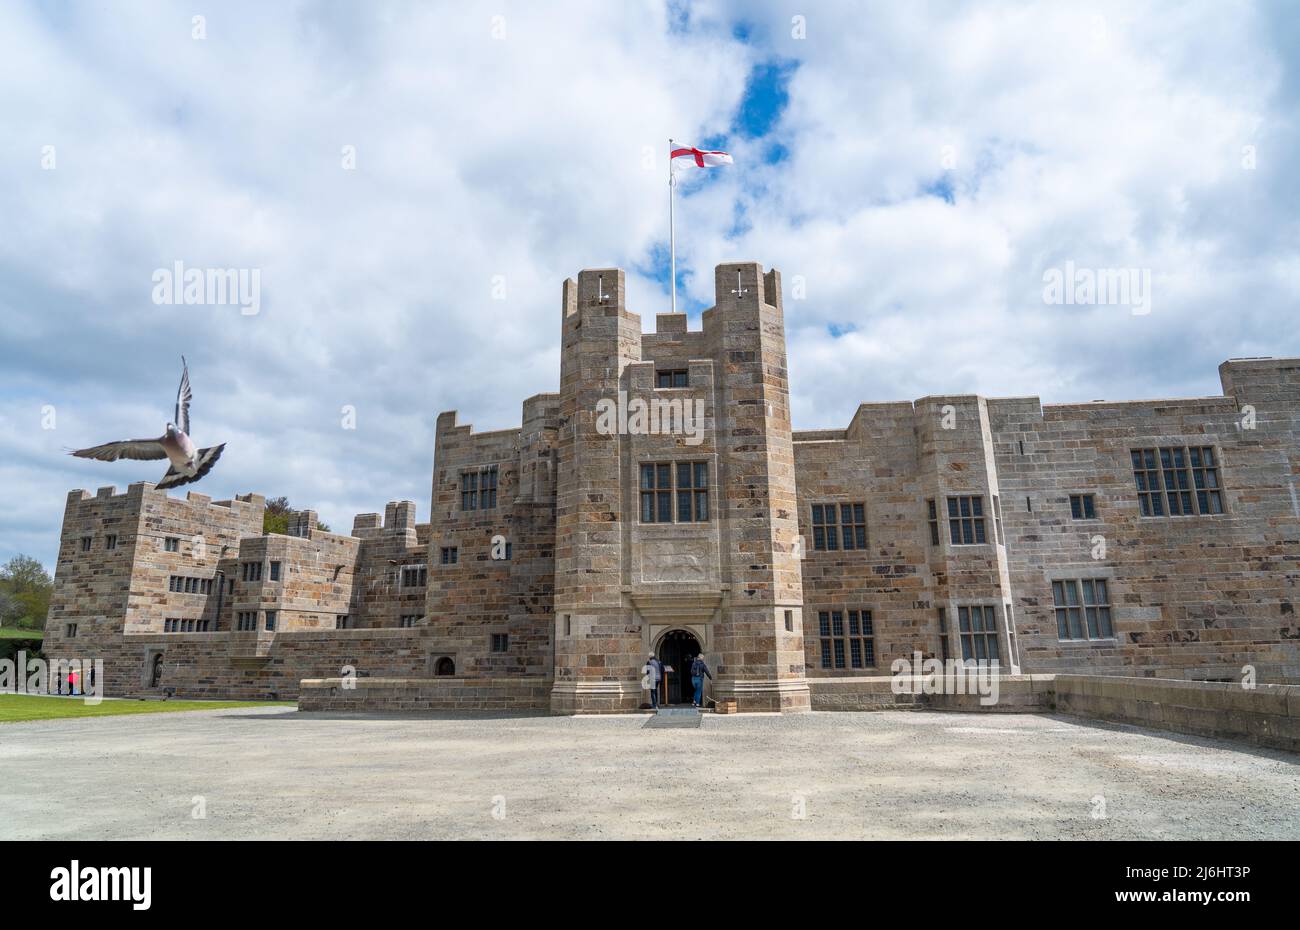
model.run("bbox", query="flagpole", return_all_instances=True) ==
[668,138,677,315]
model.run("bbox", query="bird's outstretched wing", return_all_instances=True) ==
[175,356,192,435]
[155,444,225,490]
[69,438,168,462]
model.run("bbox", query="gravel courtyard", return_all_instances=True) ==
[2,707,1298,840]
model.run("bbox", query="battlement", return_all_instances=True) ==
[351,500,420,539]
[65,483,265,517]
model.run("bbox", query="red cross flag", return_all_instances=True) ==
[670,140,734,168]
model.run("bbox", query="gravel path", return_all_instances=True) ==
[2,708,1297,839]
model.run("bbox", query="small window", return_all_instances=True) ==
[946,496,987,545]
[66,623,78,638]
[1069,494,1097,520]
[784,609,794,632]
[401,565,428,587]
[491,633,510,653]
[335,615,350,630]
[241,562,262,582]
[269,561,281,581]
[237,611,257,631]
[399,615,420,628]
[164,537,179,552]
[264,611,277,631]
[817,609,874,669]
[440,547,458,565]
[926,499,940,546]
[80,537,92,552]
[105,534,118,551]
[1132,446,1224,517]
[811,503,866,551]
[656,369,689,388]
[1052,579,1114,640]
[937,607,950,662]
[197,620,209,632]
[957,605,1000,663]
[460,465,499,511]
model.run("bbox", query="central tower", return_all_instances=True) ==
[550,262,810,713]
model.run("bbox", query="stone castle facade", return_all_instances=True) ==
[41,263,1300,713]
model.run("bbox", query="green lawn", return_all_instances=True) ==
[0,694,292,723]
[0,627,42,640]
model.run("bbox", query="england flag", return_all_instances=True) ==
[670,140,734,168]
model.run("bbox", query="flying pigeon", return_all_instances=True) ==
[69,356,226,490]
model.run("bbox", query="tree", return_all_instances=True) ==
[0,555,53,630]
[262,497,330,535]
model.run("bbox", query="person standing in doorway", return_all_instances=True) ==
[641,652,664,710]
[690,653,712,708]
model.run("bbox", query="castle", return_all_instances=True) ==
[41,263,1300,713]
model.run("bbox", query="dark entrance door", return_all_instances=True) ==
[657,630,702,705]
[150,653,163,688]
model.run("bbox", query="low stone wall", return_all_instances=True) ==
[299,676,552,712]
[1052,674,1300,753]
[809,675,1053,712]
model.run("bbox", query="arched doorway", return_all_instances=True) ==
[434,657,455,677]
[657,629,702,706]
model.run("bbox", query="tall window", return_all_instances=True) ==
[241,562,262,582]
[811,503,866,551]
[269,561,282,581]
[927,499,940,546]
[460,465,499,511]
[937,607,950,662]
[676,462,709,522]
[106,534,118,551]
[947,496,987,545]
[656,369,688,388]
[640,462,708,523]
[264,610,277,631]
[401,565,428,587]
[1132,447,1223,516]
[1052,579,1114,640]
[237,611,257,631]
[1069,494,1097,520]
[957,605,1000,663]
[80,537,92,552]
[817,609,875,669]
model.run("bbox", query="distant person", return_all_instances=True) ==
[690,653,712,708]
[640,653,663,710]
[68,668,79,697]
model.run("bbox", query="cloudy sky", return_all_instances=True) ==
[2,0,1297,572]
